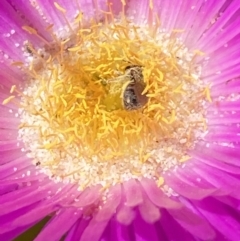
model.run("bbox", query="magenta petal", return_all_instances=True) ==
[34,208,81,241]
[184,0,226,48]
[0,201,40,234]
[33,0,108,30]
[0,1,41,59]
[0,223,36,241]
[195,197,240,240]
[0,129,18,141]
[65,219,90,241]
[74,185,102,207]
[0,117,20,130]
[0,181,59,215]
[171,0,199,35]
[0,156,31,180]
[127,0,150,24]
[101,219,133,241]
[156,0,187,32]
[205,54,240,79]
[0,105,18,118]
[0,140,23,151]
[202,18,240,55]
[211,79,240,97]
[196,142,240,167]
[64,221,79,241]
[0,149,24,165]
[0,183,43,204]
[123,179,143,207]
[11,185,76,227]
[7,0,52,41]
[164,169,216,200]
[11,203,57,228]
[95,184,121,222]
[116,205,135,225]
[197,0,240,49]
[168,205,216,240]
[205,125,240,143]
[208,100,240,112]
[138,191,160,223]
[159,209,197,241]
[192,161,240,198]
[133,210,161,241]
[192,147,240,175]
[214,196,240,212]
[80,217,109,241]
[0,183,19,195]
[140,178,181,209]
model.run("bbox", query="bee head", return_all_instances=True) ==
[125,65,144,83]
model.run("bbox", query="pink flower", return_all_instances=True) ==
[1,0,240,240]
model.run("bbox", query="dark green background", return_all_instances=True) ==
[13,218,49,241]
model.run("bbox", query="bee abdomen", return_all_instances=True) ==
[123,83,148,110]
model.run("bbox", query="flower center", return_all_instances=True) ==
[5,3,209,191]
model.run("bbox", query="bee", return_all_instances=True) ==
[102,65,148,111]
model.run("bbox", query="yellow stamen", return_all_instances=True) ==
[157,177,164,187]
[149,0,154,10]
[179,155,191,162]
[22,26,37,35]
[2,95,15,105]
[11,3,209,190]
[194,49,205,56]
[22,26,51,46]
[54,2,66,13]
[54,2,74,33]
[10,85,16,94]
[204,85,212,102]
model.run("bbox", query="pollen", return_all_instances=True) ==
[6,3,209,191]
